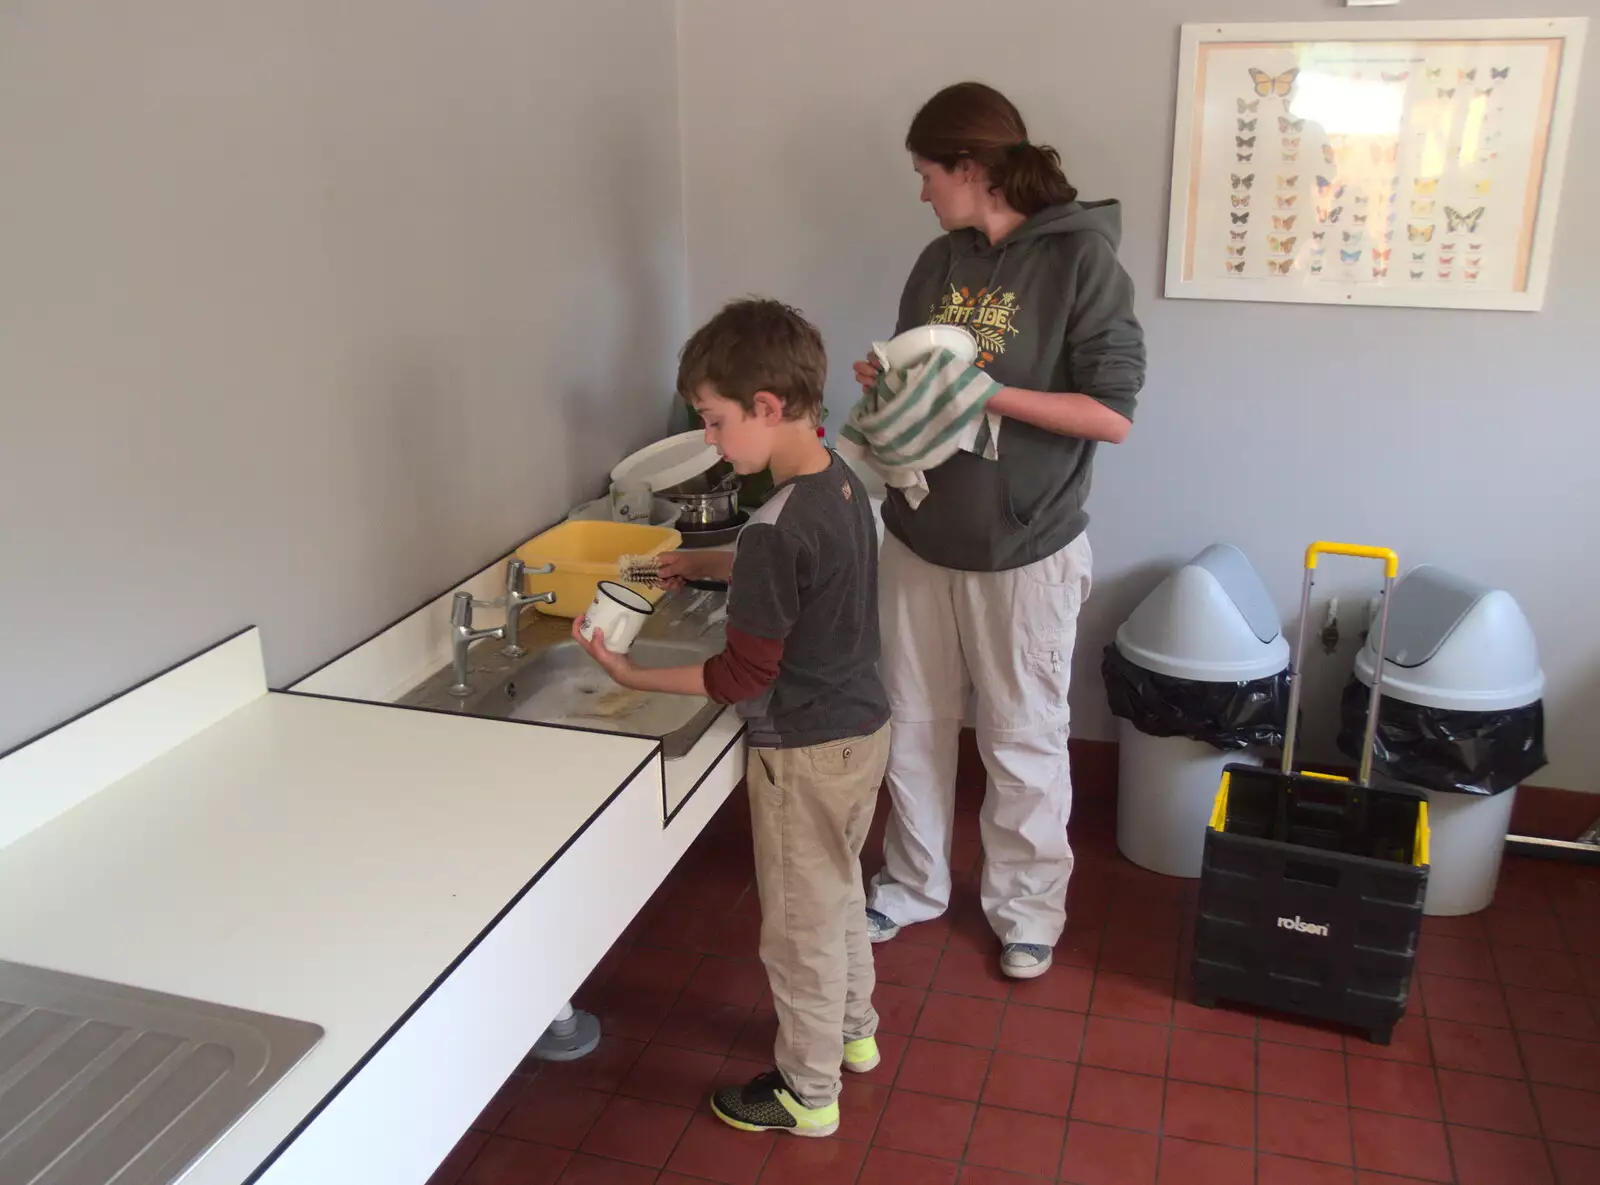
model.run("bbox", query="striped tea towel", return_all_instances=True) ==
[836,346,1003,509]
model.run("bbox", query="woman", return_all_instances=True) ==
[859,82,1146,980]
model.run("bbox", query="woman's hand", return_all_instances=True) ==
[853,357,883,397]
[570,617,639,685]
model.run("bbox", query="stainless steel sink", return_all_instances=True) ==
[0,959,322,1185]
[398,587,732,759]
[493,639,726,758]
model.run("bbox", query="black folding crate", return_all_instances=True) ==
[1193,764,1429,1044]
[1191,542,1430,1046]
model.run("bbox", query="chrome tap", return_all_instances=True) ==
[501,558,556,658]
[448,590,505,697]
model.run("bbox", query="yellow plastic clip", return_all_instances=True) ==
[1304,541,1400,579]
[1413,800,1431,866]
[1209,772,1232,831]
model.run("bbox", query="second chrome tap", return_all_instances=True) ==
[501,558,556,658]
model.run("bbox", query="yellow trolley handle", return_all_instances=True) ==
[1305,541,1400,579]
[1282,541,1400,786]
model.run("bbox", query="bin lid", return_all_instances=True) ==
[1114,543,1290,682]
[1354,564,1544,711]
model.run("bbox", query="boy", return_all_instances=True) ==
[572,298,890,1138]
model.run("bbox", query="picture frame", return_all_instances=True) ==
[1163,18,1587,310]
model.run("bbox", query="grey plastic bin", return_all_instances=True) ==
[1346,565,1545,915]
[1113,544,1289,878]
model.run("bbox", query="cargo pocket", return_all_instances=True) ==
[997,560,1082,732]
[1024,640,1069,683]
[1022,634,1074,718]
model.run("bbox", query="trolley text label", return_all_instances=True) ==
[1277,915,1331,937]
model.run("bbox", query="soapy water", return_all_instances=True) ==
[517,670,648,722]
[511,668,706,736]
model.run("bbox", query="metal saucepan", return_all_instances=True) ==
[659,469,742,531]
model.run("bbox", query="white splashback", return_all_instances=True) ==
[0,629,266,851]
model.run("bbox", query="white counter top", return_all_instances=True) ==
[0,690,659,1185]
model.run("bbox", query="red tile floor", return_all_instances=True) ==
[429,766,1600,1185]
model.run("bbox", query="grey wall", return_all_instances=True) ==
[0,1,687,751]
[679,0,1599,790]
[5,0,1594,793]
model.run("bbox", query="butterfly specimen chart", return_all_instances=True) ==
[1165,19,1586,310]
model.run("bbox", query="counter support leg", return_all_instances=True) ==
[529,1000,601,1062]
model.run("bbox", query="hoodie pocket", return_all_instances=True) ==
[925,453,1025,535]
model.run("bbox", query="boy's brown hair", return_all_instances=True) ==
[677,297,827,423]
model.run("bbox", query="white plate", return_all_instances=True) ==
[871,325,978,372]
[610,430,721,494]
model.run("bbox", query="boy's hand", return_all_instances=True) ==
[569,616,710,698]
[656,550,735,589]
[654,551,701,590]
[570,617,638,684]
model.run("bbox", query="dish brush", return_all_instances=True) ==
[617,554,727,592]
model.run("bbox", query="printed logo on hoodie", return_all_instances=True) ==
[927,286,1022,367]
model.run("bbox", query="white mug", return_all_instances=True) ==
[609,479,653,523]
[578,580,654,654]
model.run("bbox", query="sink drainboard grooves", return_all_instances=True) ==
[0,960,321,1185]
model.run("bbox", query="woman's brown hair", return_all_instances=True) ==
[906,82,1078,216]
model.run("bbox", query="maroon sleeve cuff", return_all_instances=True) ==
[703,625,785,705]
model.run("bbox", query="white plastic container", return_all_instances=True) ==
[1352,565,1544,916]
[1389,781,1519,917]
[1117,721,1267,877]
[610,430,721,494]
[1114,544,1289,878]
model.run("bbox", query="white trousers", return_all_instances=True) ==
[868,531,1092,947]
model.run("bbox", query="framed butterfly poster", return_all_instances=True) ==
[1164,18,1587,310]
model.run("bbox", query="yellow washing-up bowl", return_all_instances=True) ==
[515,520,682,618]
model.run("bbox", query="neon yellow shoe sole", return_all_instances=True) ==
[711,1071,840,1138]
[843,1036,880,1074]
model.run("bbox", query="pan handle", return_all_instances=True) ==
[1304,541,1399,578]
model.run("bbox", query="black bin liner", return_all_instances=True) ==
[1334,677,1547,796]
[1102,644,1288,752]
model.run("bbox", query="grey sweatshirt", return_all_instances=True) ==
[881,200,1147,572]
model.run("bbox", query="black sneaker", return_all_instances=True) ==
[710,1070,840,1137]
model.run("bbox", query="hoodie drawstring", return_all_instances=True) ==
[984,243,1011,298]
[939,240,1013,305]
